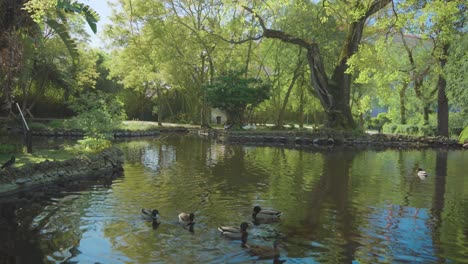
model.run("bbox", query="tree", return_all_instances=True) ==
[204,71,271,128]
[0,0,99,117]
[240,0,392,129]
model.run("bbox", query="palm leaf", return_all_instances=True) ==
[45,19,79,65]
[56,0,100,34]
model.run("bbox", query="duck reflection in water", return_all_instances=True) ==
[241,232,285,263]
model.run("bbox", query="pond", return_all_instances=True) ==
[1,135,467,263]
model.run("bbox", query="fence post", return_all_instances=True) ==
[16,103,32,153]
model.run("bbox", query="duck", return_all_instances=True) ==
[252,206,282,221]
[417,168,428,177]
[218,222,249,239]
[141,208,159,221]
[178,212,195,229]
[1,156,15,170]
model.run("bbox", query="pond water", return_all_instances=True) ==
[1,135,467,263]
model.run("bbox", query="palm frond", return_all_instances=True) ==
[45,19,79,65]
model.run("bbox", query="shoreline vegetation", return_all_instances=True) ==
[1,120,464,149]
[0,120,464,198]
[0,147,124,197]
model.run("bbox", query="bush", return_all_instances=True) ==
[28,122,49,131]
[382,123,398,134]
[382,123,436,136]
[0,144,18,154]
[459,126,468,144]
[66,92,126,138]
[368,113,390,132]
[77,137,112,152]
[48,120,65,129]
[66,92,126,151]
[419,125,436,136]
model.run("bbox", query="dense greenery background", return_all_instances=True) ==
[0,0,466,136]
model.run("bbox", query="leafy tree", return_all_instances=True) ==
[204,71,271,128]
[236,0,392,129]
[66,91,126,150]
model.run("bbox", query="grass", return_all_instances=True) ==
[119,120,199,131]
[1,148,77,168]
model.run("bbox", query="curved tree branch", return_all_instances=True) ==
[243,6,314,48]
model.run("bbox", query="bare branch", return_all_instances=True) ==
[365,0,393,18]
[205,29,263,44]
[243,6,313,48]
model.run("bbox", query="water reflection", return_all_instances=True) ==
[0,135,467,263]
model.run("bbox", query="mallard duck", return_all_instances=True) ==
[218,222,249,239]
[141,208,159,221]
[417,168,428,177]
[1,156,15,170]
[178,212,195,228]
[252,206,282,221]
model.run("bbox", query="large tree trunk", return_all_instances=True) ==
[399,83,408,124]
[298,75,305,129]
[226,108,245,129]
[244,0,391,129]
[276,53,303,128]
[437,44,449,137]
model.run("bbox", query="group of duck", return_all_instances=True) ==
[141,205,284,260]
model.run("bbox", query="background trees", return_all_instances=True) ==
[0,0,466,137]
[204,71,271,128]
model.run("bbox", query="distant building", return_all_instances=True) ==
[210,108,227,124]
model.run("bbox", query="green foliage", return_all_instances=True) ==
[204,71,271,126]
[24,0,100,63]
[382,123,398,134]
[74,136,112,153]
[446,35,468,113]
[0,144,18,155]
[48,119,65,129]
[28,122,50,131]
[459,126,468,144]
[383,123,436,136]
[368,113,391,132]
[66,92,126,139]
[449,112,466,136]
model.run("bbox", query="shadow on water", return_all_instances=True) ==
[0,169,122,264]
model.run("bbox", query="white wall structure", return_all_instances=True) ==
[210,108,227,124]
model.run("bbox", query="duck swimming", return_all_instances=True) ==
[252,206,282,221]
[141,209,159,221]
[417,168,428,177]
[178,212,195,230]
[218,222,249,239]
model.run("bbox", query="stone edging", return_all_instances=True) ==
[0,147,124,197]
[192,129,463,149]
[31,128,189,138]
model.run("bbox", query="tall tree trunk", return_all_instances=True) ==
[276,52,303,128]
[156,87,163,126]
[298,76,305,129]
[423,106,430,125]
[1,40,15,116]
[244,0,391,129]
[400,30,433,126]
[399,83,408,124]
[437,44,449,137]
